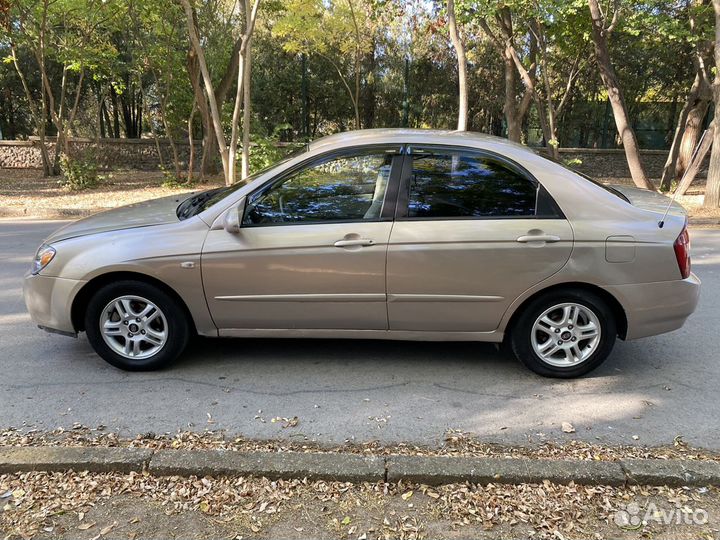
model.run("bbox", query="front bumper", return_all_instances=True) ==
[23,272,86,336]
[607,273,701,340]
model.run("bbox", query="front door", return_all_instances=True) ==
[386,146,573,333]
[202,147,402,331]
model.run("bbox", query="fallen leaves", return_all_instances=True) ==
[2,426,719,463]
[1,468,715,540]
[270,416,300,428]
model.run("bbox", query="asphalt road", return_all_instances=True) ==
[1,219,718,449]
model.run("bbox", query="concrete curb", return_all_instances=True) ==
[622,458,720,487]
[2,446,720,487]
[149,450,385,483]
[385,455,627,486]
[0,447,152,474]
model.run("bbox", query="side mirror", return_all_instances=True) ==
[223,197,246,234]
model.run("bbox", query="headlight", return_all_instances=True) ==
[31,244,56,275]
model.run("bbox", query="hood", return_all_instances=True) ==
[45,193,194,243]
[609,184,687,219]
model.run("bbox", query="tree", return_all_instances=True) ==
[658,0,713,191]
[180,0,260,185]
[447,0,468,130]
[704,0,720,207]
[274,0,375,130]
[2,0,118,175]
[587,0,654,189]
[475,5,535,142]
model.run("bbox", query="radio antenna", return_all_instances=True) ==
[659,129,708,228]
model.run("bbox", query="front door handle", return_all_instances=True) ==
[334,238,375,248]
[516,234,561,243]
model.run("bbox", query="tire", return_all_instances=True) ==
[509,289,617,378]
[84,280,190,371]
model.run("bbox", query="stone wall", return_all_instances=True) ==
[0,137,698,179]
[0,137,202,171]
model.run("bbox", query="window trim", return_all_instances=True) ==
[241,144,405,228]
[394,145,565,221]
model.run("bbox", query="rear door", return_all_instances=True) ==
[386,146,573,333]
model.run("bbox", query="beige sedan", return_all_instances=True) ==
[24,129,700,377]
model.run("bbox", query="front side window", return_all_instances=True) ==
[244,149,396,225]
[406,150,537,218]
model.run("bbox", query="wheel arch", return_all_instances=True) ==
[503,282,628,341]
[71,271,198,334]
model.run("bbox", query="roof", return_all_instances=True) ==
[307,128,534,156]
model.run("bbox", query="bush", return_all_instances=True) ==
[248,124,305,175]
[160,166,194,189]
[58,153,100,191]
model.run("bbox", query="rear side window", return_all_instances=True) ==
[406,150,538,218]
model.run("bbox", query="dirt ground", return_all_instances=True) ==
[1,430,719,539]
[0,169,718,227]
[2,471,719,540]
[0,169,224,215]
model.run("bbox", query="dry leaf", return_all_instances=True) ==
[100,521,117,535]
[78,522,96,531]
[561,422,576,433]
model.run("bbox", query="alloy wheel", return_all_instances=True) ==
[99,295,168,360]
[530,302,601,367]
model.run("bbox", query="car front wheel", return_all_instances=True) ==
[510,289,617,378]
[84,280,190,371]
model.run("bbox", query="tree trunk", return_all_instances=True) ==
[504,56,522,141]
[660,72,703,191]
[180,0,231,184]
[479,11,534,143]
[677,92,711,179]
[587,0,654,190]
[447,0,468,131]
[361,40,377,129]
[704,0,720,208]
[677,124,713,196]
[187,104,196,183]
[110,86,121,138]
[241,43,252,180]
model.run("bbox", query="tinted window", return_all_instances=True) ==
[406,151,537,218]
[244,150,395,225]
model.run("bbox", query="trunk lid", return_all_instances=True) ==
[609,184,687,219]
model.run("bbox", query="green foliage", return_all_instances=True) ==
[160,166,194,189]
[564,158,583,168]
[58,153,100,191]
[0,0,710,153]
[248,124,304,174]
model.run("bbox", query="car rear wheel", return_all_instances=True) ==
[84,280,190,371]
[509,289,617,378]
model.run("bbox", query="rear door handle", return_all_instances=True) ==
[334,238,375,248]
[516,234,561,243]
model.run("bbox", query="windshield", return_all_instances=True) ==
[177,144,309,220]
[540,152,631,203]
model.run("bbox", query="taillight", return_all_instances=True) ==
[673,226,691,279]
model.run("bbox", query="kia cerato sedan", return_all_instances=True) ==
[23,129,700,377]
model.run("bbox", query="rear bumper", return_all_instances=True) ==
[23,272,86,336]
[606,273,701,340]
